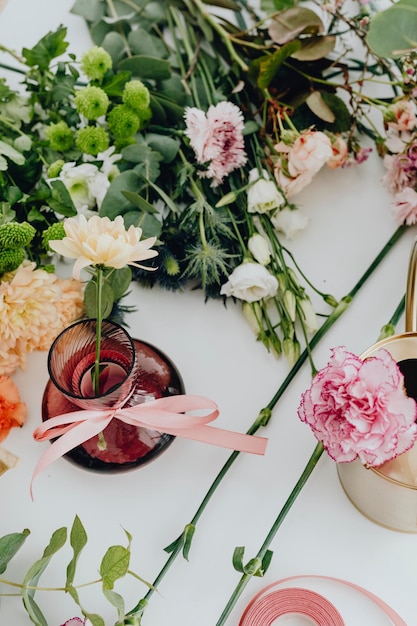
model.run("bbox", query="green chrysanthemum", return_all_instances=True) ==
[74,86,109,120]
[76,126,109,156]
[107,104,141,140]
[42,222,66,253]
[47,159,65,178]
[45,121,74,152]
[122,80,151,117]
[0,222,36,249]
[80,46,112,81]
[0,248,25,274]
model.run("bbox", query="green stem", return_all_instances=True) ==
[93,266,104,396]
[126,225,407,621]
[215,442,324,626]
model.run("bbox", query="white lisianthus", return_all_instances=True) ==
[247,168,283,213]
[248,233,271,266]
[49,214,158,280]
[53,162,101,213]
[271,207,309,239]
[220,262,278,303]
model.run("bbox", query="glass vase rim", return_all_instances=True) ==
[47,317,137,403]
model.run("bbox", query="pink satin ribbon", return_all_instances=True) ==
[32,394,267,496]
[239,575,408,625]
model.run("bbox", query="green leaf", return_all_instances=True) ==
[122,144,163,181]
[123,210,162,238]
[121,191,158,214]
[118,55,171,80]
[103,587,126,619]
[100,32,127,65]
[253,42,301,89]
[232,546,245,572]
[260,549,273,576]
[366,0,417,58]
[82,612,105,626]
[70,0,103,21]
[101,70,131,98]
[105,266,132,302]
[0,530,30,575]
[23,594,48,626]
[150,93,184,123]
[48,180,77,217]
[136,173,180,215]
[182,524,195,561]
[145,133,180,164]
[66,516,88,587]
[22,26,69,70]
[100,545,130,590]
[84,280,114,319]
[99,170,144,218]
[202,0,239,8]
[291,35,335,61]
[306,91,335,123]
[127,27,168,58]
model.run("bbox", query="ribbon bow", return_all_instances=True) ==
[32,394,267,497]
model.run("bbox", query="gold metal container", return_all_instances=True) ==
[337,238,417,532]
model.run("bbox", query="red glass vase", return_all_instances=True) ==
[42,319,184,471]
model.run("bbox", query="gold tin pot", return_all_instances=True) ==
[337,237,417,532]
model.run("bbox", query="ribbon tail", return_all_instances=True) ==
[156,424,268,455]
[30,415,112,500]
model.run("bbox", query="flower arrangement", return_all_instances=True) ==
[2,0,417,624]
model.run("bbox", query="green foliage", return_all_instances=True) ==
[366,0,417,58]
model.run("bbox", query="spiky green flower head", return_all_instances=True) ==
[42,221,66,252]
[0,248,25,274]
[0,222,36,249]
[47,159,65,178]
[76,126,110,156]
[107,104,141,140]
[80,46,112,81]
[45,121,74,152]
[122,80,151,116]
[75,86,110,120]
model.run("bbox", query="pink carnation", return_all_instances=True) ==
[392,186,417,225]
[184,101,247,186]
[297,346,417,467]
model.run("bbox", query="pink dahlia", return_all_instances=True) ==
[392,186,417,225]
[297,346,417,467]
[184,101,247,186]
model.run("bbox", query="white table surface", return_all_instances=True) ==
[1,1,417,625]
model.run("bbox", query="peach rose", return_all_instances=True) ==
[327,136,348,169]
[0,375,27,442]
[385,100,416,132]
[287,130,333,177]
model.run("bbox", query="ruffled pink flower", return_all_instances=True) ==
[327,136,348,169]
[184,101,247,186]
[385,100,416,132]
[287,130,332,177]
[297,346,417,467]
[392,186,417,225]
[382,153,416,195]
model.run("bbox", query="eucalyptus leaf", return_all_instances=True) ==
[99,170,145,219]
[22,594,48,626]
[127,27,168,58]
[100,32,127,65]
[106,266,132,301]
[121,190,159,213]
[70,0,103,22]
[118,55,171,80]
[202,0,239,8]
[123,209,162,239]
[100,545,130,589]
[48,179,77,217]
[268,7,324,44]
[145,133,180,163]
[366,0,417,58]
[83,612,106,626]
[306,91,336,123]
[103,587,126,619]
[291,35,336,61]
[0,530,30,575]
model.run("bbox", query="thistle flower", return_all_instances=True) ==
[75,126,109,156]
[107,105,141,139]
[45,121,74,152]
[80,46,112,81]
[0,222,35,249]
[74,86,109,120]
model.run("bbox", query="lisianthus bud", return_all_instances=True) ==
[242,301,261,334]
[215,190,238,207]
[283,337,300,366]
[248,233,271,265]
[377,323,396,341]
[283,289,296,321]
[298,298,318,333]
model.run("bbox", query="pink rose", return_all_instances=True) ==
[297,346,417,467]
[385,100,416,132]
[287,130,332,177]
[327,136,348,169]
[274,166,314,198]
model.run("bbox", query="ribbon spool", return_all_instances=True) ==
[239,575,408,626]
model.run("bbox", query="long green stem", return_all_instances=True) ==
[127,225,407,621]
[93,266,104,396]
[215,289,408,625]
